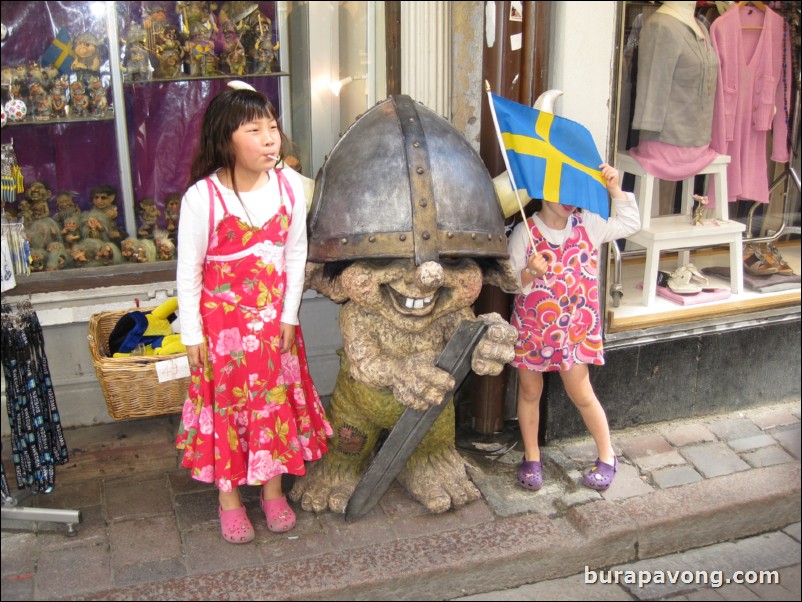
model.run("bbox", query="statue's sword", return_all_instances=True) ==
[345,319,488,522]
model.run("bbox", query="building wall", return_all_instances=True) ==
[549,1,618,158]
[542,318,802,441]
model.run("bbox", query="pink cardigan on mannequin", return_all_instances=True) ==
[710,4,791,205]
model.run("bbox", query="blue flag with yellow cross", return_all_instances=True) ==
[41,28,76,74]
[489,93,609,219]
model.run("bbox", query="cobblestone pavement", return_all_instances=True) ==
[1,400,800,600]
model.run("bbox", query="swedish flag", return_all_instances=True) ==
[489,93,609,219]
[41,28,76,74]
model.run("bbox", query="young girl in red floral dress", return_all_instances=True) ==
[176,82,331,543]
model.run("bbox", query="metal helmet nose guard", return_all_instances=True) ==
[307,95,508,264]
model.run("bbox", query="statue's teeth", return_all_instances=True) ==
[413,299,424,309]
[405,298,414,309]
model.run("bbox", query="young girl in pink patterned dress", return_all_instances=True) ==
[176,82,331,543]
[508,164,639,493]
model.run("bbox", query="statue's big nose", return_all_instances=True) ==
[414,261,444,290]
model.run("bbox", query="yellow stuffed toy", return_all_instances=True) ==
[108,297,187,357]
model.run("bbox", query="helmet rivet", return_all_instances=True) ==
[419,198,427,207]
[413,141,420,148]
[369,236,376,243]
[416,167,424,175]
[399,234,407,241]
[422,232,430,240]
[447,232,454,238]
[471,233,477,239]
[341,238,348,245]
[487,234,492,240]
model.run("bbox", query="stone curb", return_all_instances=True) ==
[63,463,801,601]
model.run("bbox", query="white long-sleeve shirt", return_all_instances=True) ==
[176,169,308,346]
[508,193,641,294]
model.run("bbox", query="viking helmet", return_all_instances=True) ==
[307,95,507,264]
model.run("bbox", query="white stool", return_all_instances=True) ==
[616,151,745,306]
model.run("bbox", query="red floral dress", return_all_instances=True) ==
[510,213,604,372]
[176,170,332,492]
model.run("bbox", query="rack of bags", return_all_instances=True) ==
[1,301,80,534]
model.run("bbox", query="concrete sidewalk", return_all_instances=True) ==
[1,400,800,601]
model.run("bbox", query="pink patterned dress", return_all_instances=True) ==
[510,213,604,372]
[176,170,332,492]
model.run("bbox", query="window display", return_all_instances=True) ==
[607,1,800,334]
[0,0,286,282]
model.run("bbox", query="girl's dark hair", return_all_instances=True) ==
[187,88,289,196]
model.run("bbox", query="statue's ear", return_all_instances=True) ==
[305,261,350,303]
[483,258,519,294]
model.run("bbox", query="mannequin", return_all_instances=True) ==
[657,1,703,38]
[629,0,719,192]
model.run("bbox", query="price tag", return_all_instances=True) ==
[155,356,190,383]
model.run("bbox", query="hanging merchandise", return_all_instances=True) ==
[1,302,69,494]
[1,232,17,292]
[0,221,30,277]
[1,140,25,210]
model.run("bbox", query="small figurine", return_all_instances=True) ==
[50,78,68,119]
[154,230,176,260]
[144,4,170,53]
[86,75,109,117]
[251,22,279,74]
[69,80,90,117]
[61,215,82,245]
[90,184,117,212]
[121,236,138,262]
[97,241,123,266]
[164,193,181,238]
[29,82,51,121]
[101,203,125,245]
[81,210,111,241]
[45,243,75,271]
[26,216,63,250]
[131,238,157,263]
[29,247,47,272]
[124,26,151,82]
[24,180,52,209]
[137,197,160,238]
[154,48,183,80]
[70,237,103,267]
[72,31,103,82]
[154,26,184,79]
[691,194,708,226]
[186,21,219,77]
[54,191,80,226]
[30,199,51,221]
[226,40,247,76]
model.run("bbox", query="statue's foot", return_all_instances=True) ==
[289,458,361,514]
[398,447,481,514]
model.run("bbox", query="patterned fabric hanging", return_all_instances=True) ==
[1,141,25,206]
[1,302,69,494]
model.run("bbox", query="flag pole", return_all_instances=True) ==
[485,81,537,253]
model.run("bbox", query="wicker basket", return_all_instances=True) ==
[87,307,189,421]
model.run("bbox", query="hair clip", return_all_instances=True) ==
[227,80,257,92]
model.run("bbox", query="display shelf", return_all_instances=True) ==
[123,72,289,85]
[617,150,746,306]
[1,1,287,286]
[3,113,115,127]
[605,243,800,334]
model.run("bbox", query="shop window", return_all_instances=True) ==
[606,1,800,337]
[1,1,289,293]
